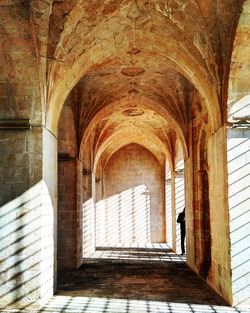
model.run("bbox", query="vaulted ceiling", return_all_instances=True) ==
[0,0,244,168]
[45,0,242,168]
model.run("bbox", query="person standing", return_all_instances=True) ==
[177,208,186,255]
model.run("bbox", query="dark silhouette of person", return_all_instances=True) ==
[177,208,186,255]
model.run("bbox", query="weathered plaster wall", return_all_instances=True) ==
[96,144,165,245]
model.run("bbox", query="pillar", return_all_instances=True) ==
[165,160,172,247]
[228,128,250,307]
[0,125,56,309]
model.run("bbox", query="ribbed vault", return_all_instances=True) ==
[46,0,243,137]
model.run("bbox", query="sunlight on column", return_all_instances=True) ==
[82,198,95,256]
[175,160,185,254]
[40,181,54,304]
[95,185,151,246]
[165,160,172,248]
[0,181,54,309]
[228,127,250,307]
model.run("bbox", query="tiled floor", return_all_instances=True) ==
[1,245,249,313]
[96,242,170,249]
[83,243,186,263]
[5,296,247,313]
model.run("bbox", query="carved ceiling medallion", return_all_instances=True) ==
[122,108,144,116]
[121,67,145,76]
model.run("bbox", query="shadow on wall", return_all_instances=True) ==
[0,181,54,310]
[95,185,151,246]
[228,96,250,307]
[228,129,250,307]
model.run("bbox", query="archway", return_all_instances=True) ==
[95,143,165,247]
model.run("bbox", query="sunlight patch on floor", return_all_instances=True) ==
[2,296,248,313]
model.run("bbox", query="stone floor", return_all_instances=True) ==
[1,247,250,313]
[96,242,170,249]
[57,262,225,304]
[83,243,186,263]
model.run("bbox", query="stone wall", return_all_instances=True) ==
[96,144,165,245]
[184,93,232,304]
[0,127,56,309]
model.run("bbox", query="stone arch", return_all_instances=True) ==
[79,96,188,164]
[46,29,221,135]
[93,127,170,175]
[95,142,166,244]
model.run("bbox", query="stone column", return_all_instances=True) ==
[171,170,177,251]
[227,128,250,307]
[76,159,83,268]
[57,155,77,271]
[184,156,194,265]
[82,170,95,255]
[165,162,172,247]
[0,125,56,309]
[208,127,232,304]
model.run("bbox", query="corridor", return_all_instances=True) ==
[0,0,250,311]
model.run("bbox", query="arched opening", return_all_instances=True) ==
[175,144,185,255]
[95,143,165,247]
